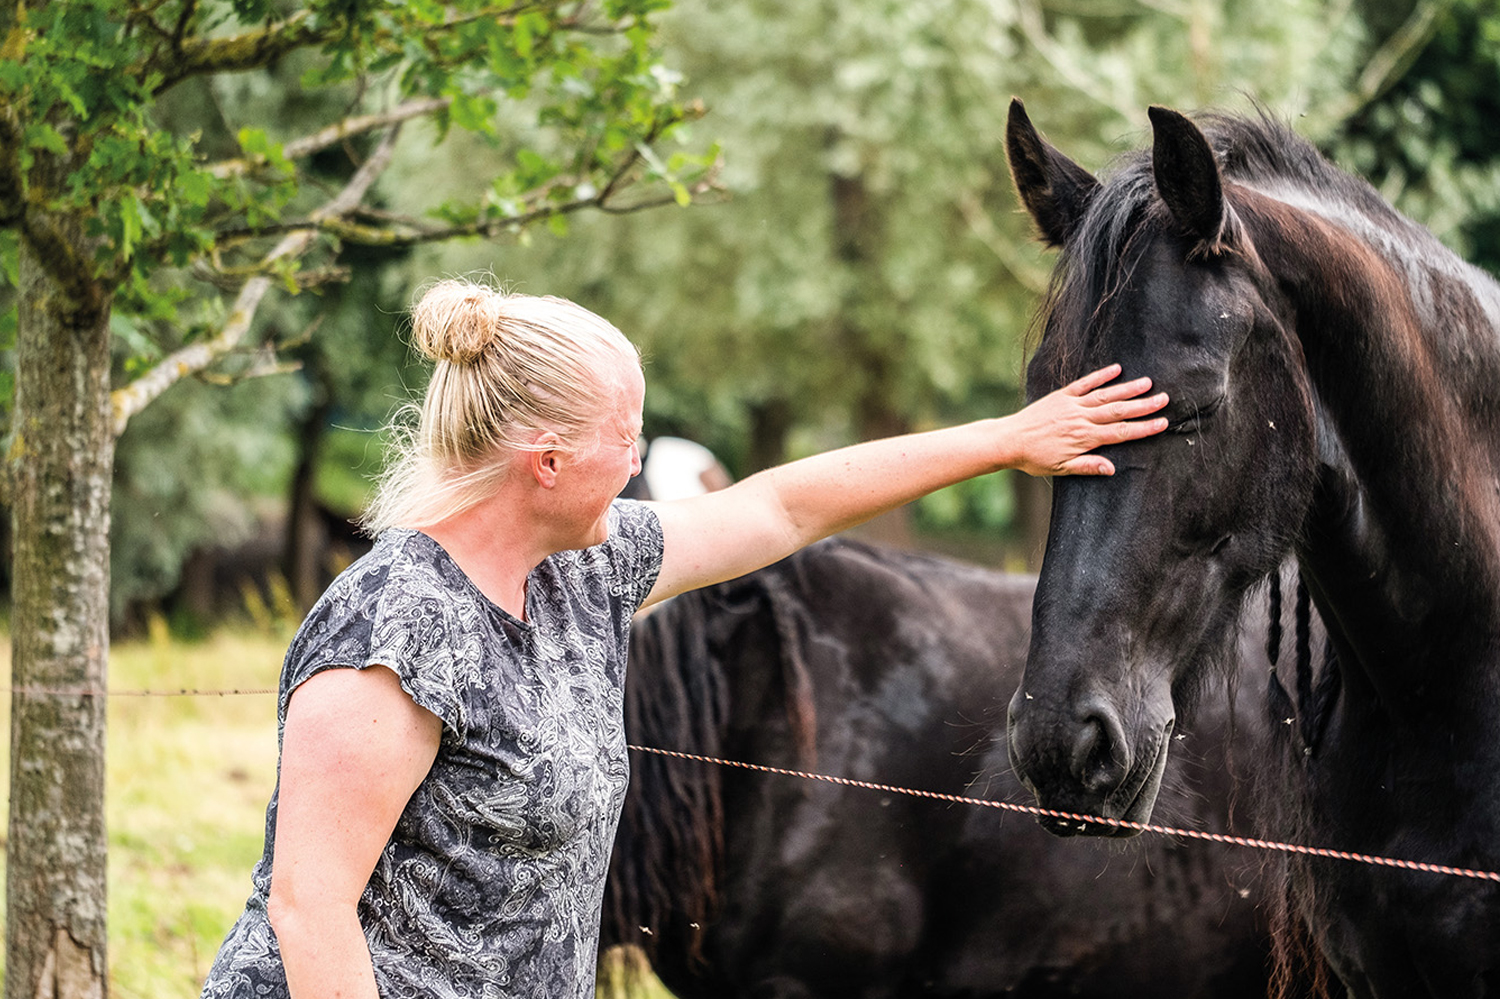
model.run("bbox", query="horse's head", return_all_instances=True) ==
[1004,100,1319,836]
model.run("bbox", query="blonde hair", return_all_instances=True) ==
[361,278,640,533]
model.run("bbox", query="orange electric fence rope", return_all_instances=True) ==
[625,744,1500,884]
[7,684,1500,884]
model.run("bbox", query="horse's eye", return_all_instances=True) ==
[1208,534,1233,557]
[1168,395,1225,434]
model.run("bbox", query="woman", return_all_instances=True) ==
[201,278,1168,999]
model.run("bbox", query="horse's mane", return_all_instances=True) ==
[600,557,821,976]
[1029,107,1432,393]
[601,585,729,972]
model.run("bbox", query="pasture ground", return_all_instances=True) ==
[0,621,673,998]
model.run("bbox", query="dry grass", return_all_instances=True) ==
[0,620,676,998]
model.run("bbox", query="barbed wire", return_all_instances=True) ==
[6,684,1497,883]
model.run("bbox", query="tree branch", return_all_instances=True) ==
[957,192,1050,296]
[147,10,326,95]
[206,96,452,178]
[111,127,402,436]
[213,100,712,247]
[146,2,600,96]
[1009,0,1136,123]
[1315,0,1450,129]
[170,0,198,50]
[208,165,719,254]
[0,0,32,48]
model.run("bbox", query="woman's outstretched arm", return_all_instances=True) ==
[643,365,1167,606]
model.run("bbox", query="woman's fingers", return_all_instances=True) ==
[1086,378,1158,406]
[1097,392,1169,422]
[1060,453,1117,476]
[1064,364,1123,395]
[1112,415,1170,441]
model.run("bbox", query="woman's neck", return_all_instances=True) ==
[419,492,548,620]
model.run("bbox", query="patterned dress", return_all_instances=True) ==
[201,500,663,999]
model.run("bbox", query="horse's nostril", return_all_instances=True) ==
[1071,711,1130,795]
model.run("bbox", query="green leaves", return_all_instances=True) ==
[25,123,68,157]
[6,0,710,380]
[235,127,292,174]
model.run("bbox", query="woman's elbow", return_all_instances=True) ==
[267,884,298,940]
[267,880,347,942]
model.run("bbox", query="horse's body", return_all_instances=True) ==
[1002,100,1500,997]
[603,538,1284,999]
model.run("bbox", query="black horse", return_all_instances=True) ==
[602,538,1289,998]
[1003,99,1500,997]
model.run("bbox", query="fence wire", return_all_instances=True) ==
[7,683,1498,883]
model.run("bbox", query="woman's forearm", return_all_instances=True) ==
[757,367,1169,547]
[645,365,1166,605]
[273,902,382,999]
[755,417,1009,548]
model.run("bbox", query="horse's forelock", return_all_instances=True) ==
[1030,158,1160,391]
[1031,109,1357,392]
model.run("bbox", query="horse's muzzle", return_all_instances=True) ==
[1008,687,1175,838]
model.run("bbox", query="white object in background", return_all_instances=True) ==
[641,436,732,500]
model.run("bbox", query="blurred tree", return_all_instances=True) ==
[0,1,713,994]
[438,0,1379,556]
[1329,0,1500,274]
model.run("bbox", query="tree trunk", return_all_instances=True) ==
[829,167,915,548]
[745,397,792,475]
[845,359,916,550]
[7,234,114,999]
[284,364,333,612]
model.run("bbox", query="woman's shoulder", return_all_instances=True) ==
[290,531,486,662]
[312,528,469,608]
[540,500,663,613]
[281,528,491,735]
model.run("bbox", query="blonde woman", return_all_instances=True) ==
[201,278,1168,999]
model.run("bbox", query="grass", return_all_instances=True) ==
[104,620,287,997]
[0,620,673,998]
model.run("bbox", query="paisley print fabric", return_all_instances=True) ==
[201,500,663,999]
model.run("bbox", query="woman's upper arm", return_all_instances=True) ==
[643,478,796,607]
[270,665,442,917]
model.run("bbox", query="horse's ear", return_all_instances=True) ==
[1149,106,1229,250]
[1006,98,1100,247]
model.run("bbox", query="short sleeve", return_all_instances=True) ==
[601,499,664,612]
[277,534,485,740]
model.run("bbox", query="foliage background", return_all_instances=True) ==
[1,0,1498,994]
[4,0,1491,619]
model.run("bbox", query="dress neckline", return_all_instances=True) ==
[393,527,540,630]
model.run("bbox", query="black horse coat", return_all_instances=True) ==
[603,538,1293,999]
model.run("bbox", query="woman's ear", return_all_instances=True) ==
[528,433,565,488]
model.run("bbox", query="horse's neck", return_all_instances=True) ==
[1256,190,1500,719]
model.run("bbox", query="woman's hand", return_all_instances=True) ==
[1000,364,1168,477]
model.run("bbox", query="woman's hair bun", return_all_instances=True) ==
[409,279,505,365]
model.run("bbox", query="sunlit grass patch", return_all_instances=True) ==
[106,624,284,999]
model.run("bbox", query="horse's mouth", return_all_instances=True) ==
[1034,720,1173,839]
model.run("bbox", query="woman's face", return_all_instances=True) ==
[552,359,644,550]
